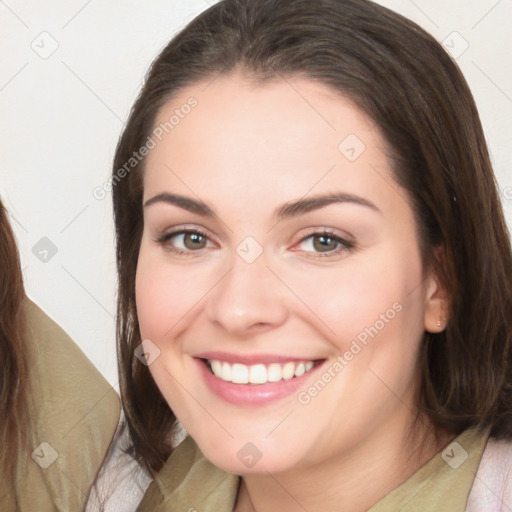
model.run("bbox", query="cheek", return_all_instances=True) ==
[135,244,210,340]
[291,266,425,447]
[135,246,203,417]
[287,251,417,342]
[135,259,171,340]
[287,243,427,395]
[135,245,186,346]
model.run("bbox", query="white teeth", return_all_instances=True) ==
[231,363,249,384]
[282,362,295,380]
[208,359,316,384]
[294,363,305,377]
[211,360,222,376]
[267,363,282,382]
[249,364,267,384]
[222,361,232,381]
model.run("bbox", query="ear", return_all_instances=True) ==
[424,247,449,333]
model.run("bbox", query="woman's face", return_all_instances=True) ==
[136,73,443,475]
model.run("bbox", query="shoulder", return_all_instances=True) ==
[24,297,120,437]
[466,436,512,511]
[17,298,120,510]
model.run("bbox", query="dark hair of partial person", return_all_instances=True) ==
[0,199,29,482]
[110,0,512,474]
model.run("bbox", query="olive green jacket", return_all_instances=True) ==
[137,426,490,511]
[0,299,120,511]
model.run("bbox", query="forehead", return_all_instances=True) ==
[143,73,399,212]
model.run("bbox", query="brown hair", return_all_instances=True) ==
[112,0,512,473]
[0,200,28,482]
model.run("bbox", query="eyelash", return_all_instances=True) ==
[154,228,356,258]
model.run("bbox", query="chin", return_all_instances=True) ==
[194,435,305,476]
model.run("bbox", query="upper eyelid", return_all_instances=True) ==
[295,227,354,243]
[159,225,216,240]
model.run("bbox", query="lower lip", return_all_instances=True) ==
[196,358,323,406]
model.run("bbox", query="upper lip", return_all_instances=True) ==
[194,351,323,365]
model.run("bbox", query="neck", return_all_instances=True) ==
[235,415,455,512]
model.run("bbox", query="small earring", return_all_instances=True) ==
[437,319,442,328]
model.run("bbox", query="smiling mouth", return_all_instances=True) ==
[203,359,321,385]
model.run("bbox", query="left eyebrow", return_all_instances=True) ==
[274,193,381,221]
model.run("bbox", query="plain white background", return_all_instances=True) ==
[1,0,511,387]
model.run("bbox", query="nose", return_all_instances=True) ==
[205,251,289,337]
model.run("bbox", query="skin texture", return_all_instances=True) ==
[135,73,450,512]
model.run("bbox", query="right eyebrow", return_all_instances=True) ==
[143,193,216,217]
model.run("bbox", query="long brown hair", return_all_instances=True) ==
[112,0,512,474]
[0,200,28,482]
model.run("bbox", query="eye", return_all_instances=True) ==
[295,230,355,256]
[156,228,214,254]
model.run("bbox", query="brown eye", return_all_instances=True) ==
[312,234,339,252]
[295,231,355,257]
[157,229,212,253]
[183,232,207,250]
